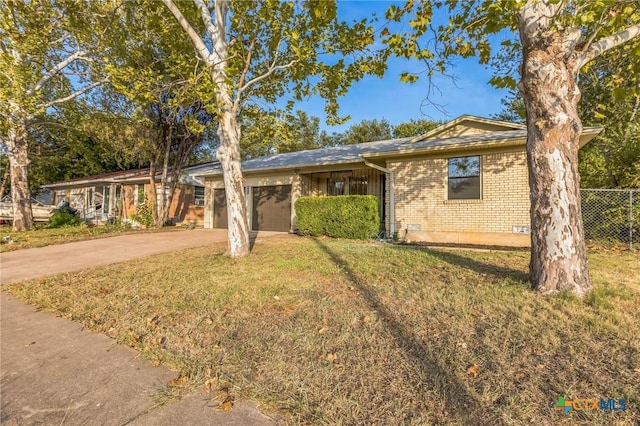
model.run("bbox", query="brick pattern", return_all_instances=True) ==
[389,151,530,235]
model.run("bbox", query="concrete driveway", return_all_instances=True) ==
[1,229,283,425]
[0,229,282,285]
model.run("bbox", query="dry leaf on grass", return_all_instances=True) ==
[326,353,338,362]
[467,364,480,378]
[214,387,234,411]
[169,375,187,387]
[318,327,328,334]
[152,359,161,367]
[220,399,233,411]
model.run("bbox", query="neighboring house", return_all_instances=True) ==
[44,165,208,226]
[193,115,600,247]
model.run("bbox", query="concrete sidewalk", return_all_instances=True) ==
[1,230,280,425]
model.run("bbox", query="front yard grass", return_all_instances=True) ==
[0,225,166,252]
[6,236,639,425]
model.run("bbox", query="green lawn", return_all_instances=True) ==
[0,225,166,252]
[6,236,639,425]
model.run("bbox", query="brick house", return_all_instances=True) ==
[44,165,207,226]
[192,116,600,247]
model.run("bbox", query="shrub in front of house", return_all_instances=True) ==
[131,201,154,228]
[295,195,380,239]
[48,209,82,228]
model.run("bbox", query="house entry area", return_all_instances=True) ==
[211,168,385,233]
[301,169,386,223]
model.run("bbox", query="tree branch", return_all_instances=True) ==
[210,0,229,66]
[235,59,297,106]
[27,50,89,96]
[577,23,640,68]
[160,0,212,64]
[236,38,297,103]
[38,80,106,110]
[233,38,257,110]
[194,0,216,38]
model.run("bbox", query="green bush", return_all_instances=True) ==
[48,209,82,228]
[131,201,154,227]
[295,195,380,239]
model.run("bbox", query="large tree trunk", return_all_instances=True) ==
[7,120,33,231]
[217,110,251,258]
[519,20,592,296]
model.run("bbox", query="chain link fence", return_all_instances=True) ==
[581,189,639,249]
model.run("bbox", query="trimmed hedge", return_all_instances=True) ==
[295,195,380,239]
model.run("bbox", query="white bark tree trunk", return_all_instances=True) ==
[6,118,34,231]
[217,110,251,258]
[161,0,251,257]
[209,0,250,258]
[518,6,592,296]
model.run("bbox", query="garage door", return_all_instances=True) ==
[252,185,291,232]
[212,189,228,228]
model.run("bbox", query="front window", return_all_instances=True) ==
[194,186,205,206]
[448,156,481,200]
[349,176,368,195]
[328,172,351,196]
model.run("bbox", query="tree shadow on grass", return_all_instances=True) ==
[396,244,530,286]
[312,238,504,425]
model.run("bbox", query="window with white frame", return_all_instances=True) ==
[194,186,205,206]
[447,156,481,200]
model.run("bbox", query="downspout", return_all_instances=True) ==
[191,176,206,186]
[362,158,394,238]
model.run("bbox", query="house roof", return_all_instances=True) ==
[43,168,151,189]
[44,163,215,189]
[193,115,602,177]
[192,136,414,177]
[363,126,602,159]
[410,114,526,141]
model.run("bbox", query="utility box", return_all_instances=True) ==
[512,226,531,234]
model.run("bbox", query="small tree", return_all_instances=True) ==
[146,96,212,226]
[393,118,440,138]
[0,1,111,231]
[101,2,214,228]
[338,118,394,145]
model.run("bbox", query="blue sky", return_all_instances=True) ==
[285,1,512,133]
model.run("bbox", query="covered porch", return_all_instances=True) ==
[299,168,387,227]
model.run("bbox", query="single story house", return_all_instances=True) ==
[44,165,208,226]
[192,115,600,247]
